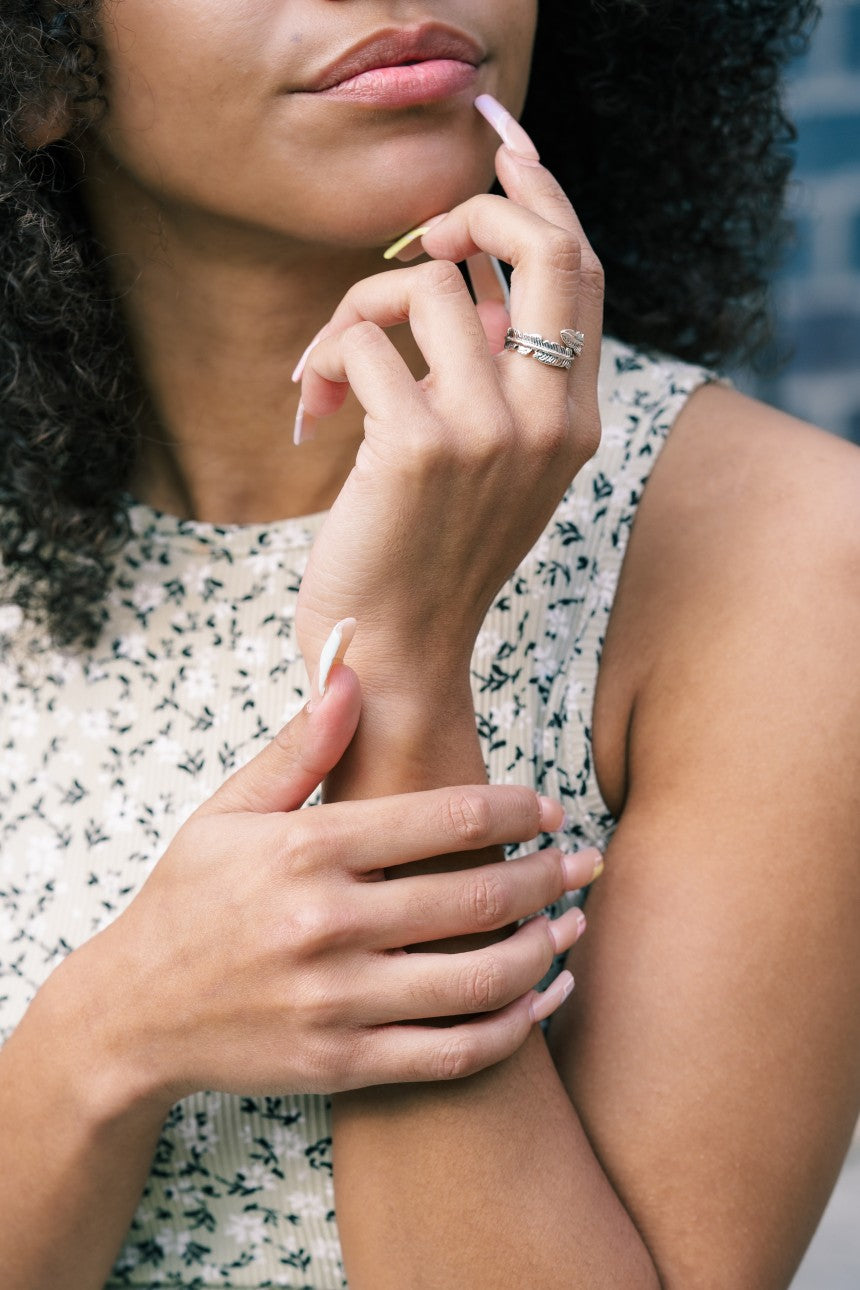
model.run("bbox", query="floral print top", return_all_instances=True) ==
[0,337,714,1288]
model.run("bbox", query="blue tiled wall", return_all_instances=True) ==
[750,0,860,443]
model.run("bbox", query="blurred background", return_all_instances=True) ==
[744,0,860,445]
[771,6,860,1285]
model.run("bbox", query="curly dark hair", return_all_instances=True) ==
[0,0,819,650]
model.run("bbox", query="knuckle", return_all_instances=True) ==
[465,870,510,931]
[464,413,516,464]
[580,253,605,301]
[445,791,493,847]
[420,257,467,296]
[300,1033,341,1086]
[288,899,342,955]
[539,847,566,902]
[532,415,568,462]
[277,816,316,874]
[544,232,582,278]
[349,319,387,349]
[461,955,505,1013]
[575,411,602,463]
[432,1034,476,1081]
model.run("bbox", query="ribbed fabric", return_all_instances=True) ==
[0,336,715,1288]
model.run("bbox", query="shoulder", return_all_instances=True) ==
[634,382,859,624]
[594,382,860,813]
[551,388,860,1286]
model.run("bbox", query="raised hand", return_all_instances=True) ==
[293,95,604,691]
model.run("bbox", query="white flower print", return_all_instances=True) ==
[532,643,561,684]
[180,663,218,700]
[0,603,24,634]
[116,632,150,663]
[177,1116,221,1153]
[80,707,111,742]
[155,1225,193,1257]
[225,1211,268,1245]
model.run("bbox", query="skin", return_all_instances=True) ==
[79,0,534,522]
[4,2,859,1288]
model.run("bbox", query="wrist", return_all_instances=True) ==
[45,932,177,1127]
[324,665,485,802]
[347,636,475,710]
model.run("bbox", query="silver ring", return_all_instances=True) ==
[504,326,584,370]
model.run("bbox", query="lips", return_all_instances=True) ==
[304,24,485,93]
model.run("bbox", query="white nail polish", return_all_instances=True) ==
[293,399,318,446]
[293,399,306,446]
[474,93,540,162]
[308,618,358,711]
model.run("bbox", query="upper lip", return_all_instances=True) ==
[304,24,485,92]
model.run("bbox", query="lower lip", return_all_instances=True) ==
[316,59,479,108]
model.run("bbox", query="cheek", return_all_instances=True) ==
[489,1,538,114]
[90,1,269,190]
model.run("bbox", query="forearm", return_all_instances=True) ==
[328,678,659,1289]
[0,942,171,1290]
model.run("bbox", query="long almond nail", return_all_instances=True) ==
[474,93,540,162]
[292,324,331,384]
[529,970,574,1024]
[307,618,357,712]
[292,398,317,446]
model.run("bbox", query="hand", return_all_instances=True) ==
[72,653,595,1109]
[294,121,604,691]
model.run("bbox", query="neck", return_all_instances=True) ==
[84,160,427,525]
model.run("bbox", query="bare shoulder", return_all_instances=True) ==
[552,383,860,1288]
[594,381,860,814]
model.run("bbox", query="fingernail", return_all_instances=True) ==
[529,969,574,1024]
[383,213,449,262]
[538,795,565,832]
[291,324,330,384]
[474,93,540,163]
[293,398,317,446]
[547,906,586,954]
[307,617,357,712]
[561,847,603,889]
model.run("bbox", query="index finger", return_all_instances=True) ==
[419,142,604,393]
[294,785,565,875]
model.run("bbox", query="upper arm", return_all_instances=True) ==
[548,385,860,1289]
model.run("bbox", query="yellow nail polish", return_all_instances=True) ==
[382,225,432,260]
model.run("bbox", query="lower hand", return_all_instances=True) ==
[68,650,594,1110]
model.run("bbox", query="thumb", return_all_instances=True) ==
[199,621,361,816]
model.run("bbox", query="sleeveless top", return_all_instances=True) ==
[0,337,714,1289]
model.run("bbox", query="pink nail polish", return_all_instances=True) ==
[291,324,329,384]
[547,906,586,954]
[293,399,317,446]
[529,970,574,1024]
[474,93,540,163]
[538,795,565,832]
[561,847,603,889]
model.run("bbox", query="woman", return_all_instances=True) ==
[1,2,857,1288]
